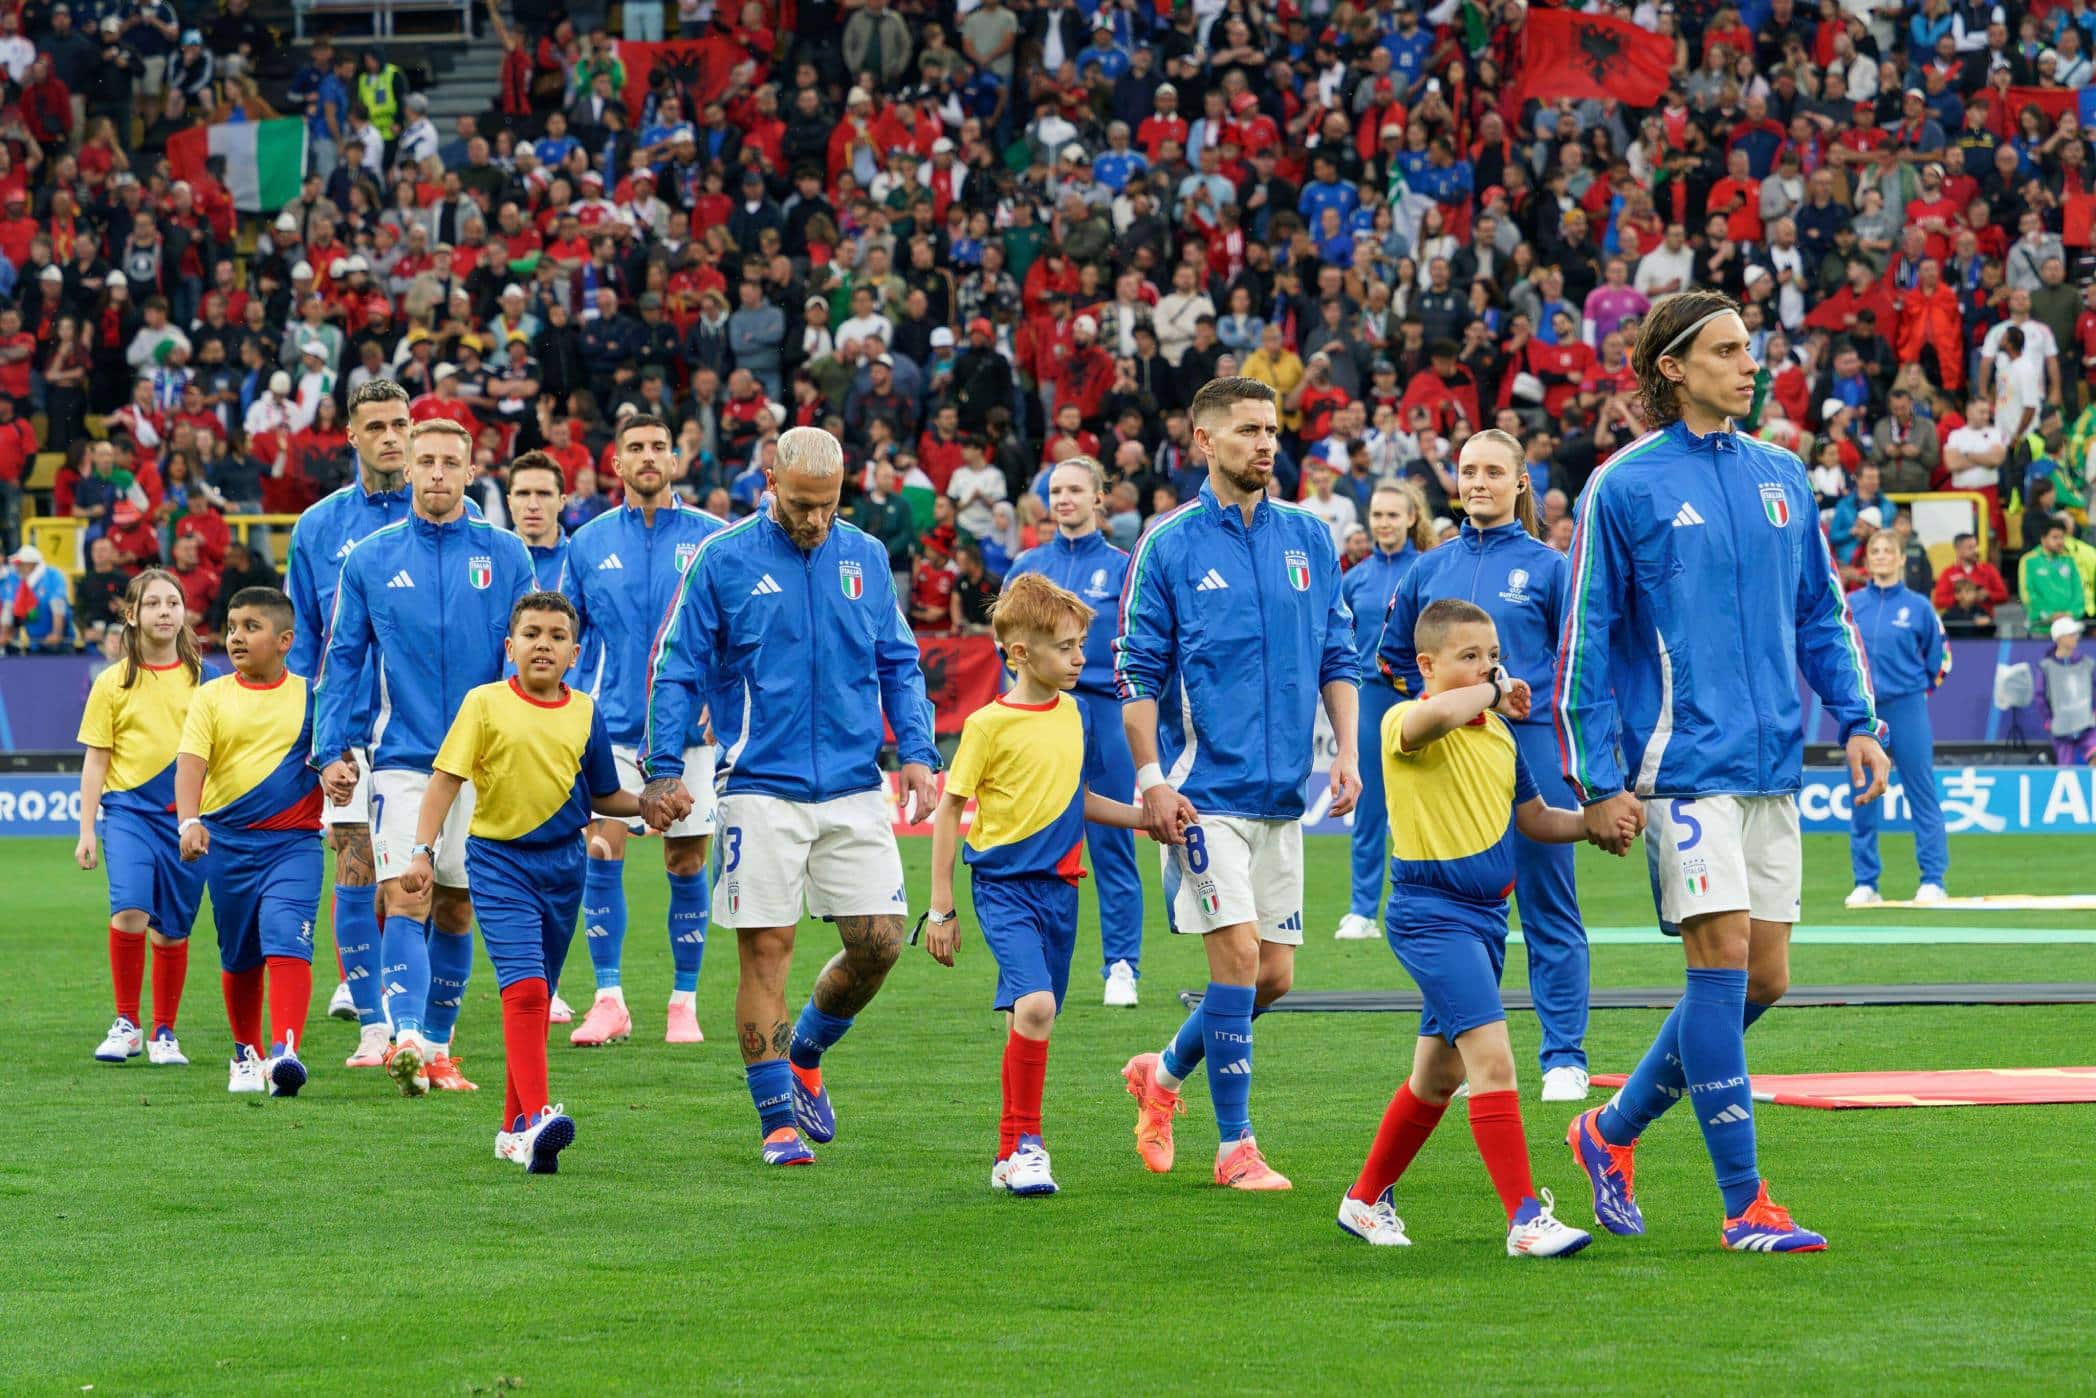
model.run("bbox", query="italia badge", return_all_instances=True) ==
[676,541,700,573]
[467,555,492,589]
[1758,483,1790,528]
[840,559,864,600]
[1283,549,1311,592]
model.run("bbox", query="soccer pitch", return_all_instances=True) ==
[5,833,2092,1393]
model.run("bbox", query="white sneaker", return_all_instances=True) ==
[145,1027,189,1066]
[1914,883,1948,905]
[1844,884,1882,908]
[989,1157,1012,1192]
[327,980,358,1021]
[496,1127,527,1165]
[345,1022,390,1068]
[514,1104,575,1174]
[1334,912,1380,941]
[1507,1189,1592,1258]
[1337,1187,1412,1246]
[95,1015,143,1063]
[548,993,575,1025]
[1004,1136,1058,1196]
[1540,1066,1591,1102]
[1103,960,1139,1008]
[227,1045,266,1094]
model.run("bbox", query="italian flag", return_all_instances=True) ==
[166,119,307,212]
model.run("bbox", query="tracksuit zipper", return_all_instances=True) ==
[1713,437,1762,779]
[803,540,820,800]
[1240,509,1274,787]
[434,523,448,753]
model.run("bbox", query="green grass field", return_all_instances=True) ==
[5,833,2093,1394]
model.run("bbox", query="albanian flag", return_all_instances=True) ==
[619,37,752,118]
[1519,7,1675,107]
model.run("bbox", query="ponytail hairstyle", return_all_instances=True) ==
[117,568,204,690]
[1464,426,1540,539]
[1634,289,1741,428]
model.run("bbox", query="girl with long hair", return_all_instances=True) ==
[76,569,208,1069]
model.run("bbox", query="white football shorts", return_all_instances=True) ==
[1643,793,1802,928]
[1165,814,1305,944]
[370,767,477,888]
[714,789,909,929]
[613,744,717,839]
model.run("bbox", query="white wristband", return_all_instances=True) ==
[1135,762,1167,795]
[178,817,201,834]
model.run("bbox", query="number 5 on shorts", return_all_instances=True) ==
[1669,799,1702,851]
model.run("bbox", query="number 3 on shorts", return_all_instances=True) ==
[722,826,743,872]
[1183,825,1208,874]
[1669,799,1702,851]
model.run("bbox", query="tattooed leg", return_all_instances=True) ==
[810,915,906,1020]
[332,824,375,888]
[735,925,797,1065]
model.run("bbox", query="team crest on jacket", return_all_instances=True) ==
[676,542,700,573]
[1284,550,1311,592]
[840,559,864,600]
[468,555,492,589]
[1758,483,1791,528]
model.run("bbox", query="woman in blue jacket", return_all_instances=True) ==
[1335,481,1434,943]
[1845,530,1951,906]
[1375,430,1591,1102]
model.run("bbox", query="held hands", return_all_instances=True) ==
[398,852,433,898]
[322,756,360,806]
[1582,790,1644,857]
[1847,734,1891,806]
[1139,784,1197,845]
[179,822,210,862]
[639,777,695,830]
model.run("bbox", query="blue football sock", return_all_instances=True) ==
[1677,968,1761,1215]
[582,857,627,991]
[1599,997,1774,1146]
[789,1002,854,1070]
[746,1059,797,1135]
[423,926,473,1046]
[335,884,384,1027]
[667,871,708,994]
[1202,981,1257,1142]
[379,915,430,1035]
[1161,1003,1204,1082]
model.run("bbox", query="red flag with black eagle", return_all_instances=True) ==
[1519,6,1675,107]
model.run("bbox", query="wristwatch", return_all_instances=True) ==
[925,908,958,926]
[409,842,436,861]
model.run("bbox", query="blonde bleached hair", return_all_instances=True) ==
[991,573,1096,663]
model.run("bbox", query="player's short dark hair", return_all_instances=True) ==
[1953,531,1975,546]
[226,586,295,630]
[616,411,672,447]
[510,590,579,633]
[1188,375,1277,429]
[507,450,564,493]
[1634,289,1741,427]
[1414,597,1494,655]
[347,377,409,421]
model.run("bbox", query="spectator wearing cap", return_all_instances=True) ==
[169,28,213,103]
[3,544,70,651]
[952,317,1014,434]
[397,93,438,167]
[846,354,917,447]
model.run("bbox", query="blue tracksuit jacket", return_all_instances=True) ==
[1377,521,1566,708]
[642,510,938,800]
[1113,481,1360,820]
[286,480,411,690]
[1554,421,1885,801]
[310,512,536,772]
[1846,580,1950,700]
[1342,541,1420,671]
[566,499,726,746]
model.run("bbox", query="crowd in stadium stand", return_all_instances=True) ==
[1,0,2095,659]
